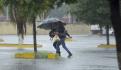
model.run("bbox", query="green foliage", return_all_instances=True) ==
[0,0,77,38]
[26,0,56,21]
[70,0,111,26]
[1,0,29,38]
[0,0,56,38]
[56,0,77,7]
[0,0,2,6]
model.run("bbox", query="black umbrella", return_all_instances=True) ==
[37,18,66,30]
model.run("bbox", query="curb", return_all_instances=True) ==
[97,44,116,48]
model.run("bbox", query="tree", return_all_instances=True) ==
[0,0,77,53]
[26,0,56,52]
[18,0,77,52]
[70,0,121,68]
[108,0,121,69]
[70,0,112,45]
[0,0,56,52]
[29,0,77,52]
[1,0,29,44]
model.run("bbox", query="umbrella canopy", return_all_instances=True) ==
[37,18,66,30]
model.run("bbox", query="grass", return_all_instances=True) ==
[0,43,42,48]
[15,51,59,59]
[65,38,73,42]
[97,44,116,48]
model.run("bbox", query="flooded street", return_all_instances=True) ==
[0,35,119,70]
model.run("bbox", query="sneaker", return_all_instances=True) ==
[68,53,72,58]
[56,52,61,56]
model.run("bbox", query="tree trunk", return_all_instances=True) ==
[99,25,103,35]
[109,0,121,69]
[32,17,37,53]
[106,25,110,45]
[18,35,23,45]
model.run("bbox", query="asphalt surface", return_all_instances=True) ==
[0,35,119,70]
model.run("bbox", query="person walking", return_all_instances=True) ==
[54,24,72,58]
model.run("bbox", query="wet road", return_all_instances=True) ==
[0,35,119,70]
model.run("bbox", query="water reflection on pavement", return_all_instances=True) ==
[0,35,119,70]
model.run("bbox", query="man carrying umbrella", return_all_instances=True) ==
[50,23,72,58]
[38,18,72,58]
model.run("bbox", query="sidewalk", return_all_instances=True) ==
[0,35,119,70]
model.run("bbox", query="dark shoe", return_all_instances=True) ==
[56,52,61,56]
[68,53,72,58]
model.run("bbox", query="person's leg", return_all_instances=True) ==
[56,41,61,56]
[53,41,57,49]
[53,41,61,56]
[60,38,72,57]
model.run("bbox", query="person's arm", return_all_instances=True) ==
[65,30,72,38]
